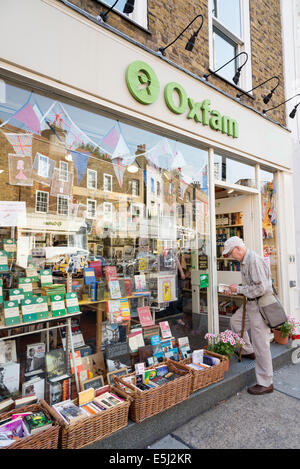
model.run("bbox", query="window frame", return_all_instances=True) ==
[57,194,69,216]
[208,0,252,91]
[103,173,113,192]
[96,0,149,31]
[35,190,49,214]
[59,161,68,182]
[103,201,113,220]
[87,168,97,190]
[131,179,140,197]
[87,198,97,219]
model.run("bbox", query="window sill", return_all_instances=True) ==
[205,69,254,101]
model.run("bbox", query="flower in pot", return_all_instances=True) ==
[204,329,245,370]
[273,316,300,344]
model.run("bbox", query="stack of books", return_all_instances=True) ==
[0,410,52,447]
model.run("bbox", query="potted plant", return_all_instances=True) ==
[204,329,245,371]
[273,316,300,345]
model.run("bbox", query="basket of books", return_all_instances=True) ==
[0,399,60,449]
[46,385,131,449]
[113,359,192,424]
[175,350,228,393]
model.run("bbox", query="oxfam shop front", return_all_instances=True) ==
[0,2,297,412]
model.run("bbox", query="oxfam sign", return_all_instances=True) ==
[126,60,238,139]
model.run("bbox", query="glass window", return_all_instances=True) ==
[213,27,238,83]
[98,0,148,29]
[213,0,241,37]
[0,77,214,404]
[260,170,279,291]
[87,169,97,190]
[214,153,256,188]
[36,190,49,213]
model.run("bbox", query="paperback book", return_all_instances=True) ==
[25,342,45,377]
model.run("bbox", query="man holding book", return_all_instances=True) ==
[222,236,274,396]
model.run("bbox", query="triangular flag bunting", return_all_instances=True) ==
[5,133,33,157]
[70,150,90,185]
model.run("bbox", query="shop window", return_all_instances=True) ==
[36,190,49,213]
[214,153,256,188]
[87,169,97,190]
[87,199,97,218]
[37,154,50,178]
[104,174,112,192]
[209,0,252,89]
[57,195,69,215]
[98,0,148,29]
[103,201,113,220]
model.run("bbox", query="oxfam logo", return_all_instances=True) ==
[126,61,160,105]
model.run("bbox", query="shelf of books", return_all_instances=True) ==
[216,211,243,273]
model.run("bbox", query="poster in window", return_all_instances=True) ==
[50,167,73,198]
[8,153,33,186]
[158,275,176,303]
[32,152,56,186]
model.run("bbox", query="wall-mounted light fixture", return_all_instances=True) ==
[158,14,204,56]
[98,0,135,23]
[203,52,248,86]
[236,76,280,104]
[263,93,300,118]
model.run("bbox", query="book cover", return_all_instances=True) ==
[0,340,17,363]
[123,278,132,297]
[0,251,8,271]
[23,411,52,435]
[128,328,145,353]
[134,274,146,292]
[106,300,122,323]
[179,345,192,359]
[18,277,33,293]
[49,380,63,405]
[53,400,89,424]
[21,298,37,322]
[120,298,131,321]
[137,306,154,327]
[83,268,96,285]
[0,362,20,397]
[14,394,37,409]
[150,335,163,360]
[69,350,83,375]
[50,294,66,317]
[104,266,118,282]
[101,322,120,350]
[25,342,45,377]
[40,269,53,286]
[65,292,80,314]
[108,280,122,299]
[45,349,68,382]
[159,320,172,338]
[22,377,45,401]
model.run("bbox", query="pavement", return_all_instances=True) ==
[148,361,300,450]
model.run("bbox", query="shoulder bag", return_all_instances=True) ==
[257,285,288,329]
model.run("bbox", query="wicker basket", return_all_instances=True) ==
[46,385,131,449]
[174,350,228,393]
[113,359,192,424]
[0,399,60,450]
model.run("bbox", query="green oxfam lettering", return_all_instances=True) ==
[126,61,160,104]
[126,61,238,139]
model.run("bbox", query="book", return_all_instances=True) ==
[159,320,172,338]
[144,369,157,384]
[65,292,80,314]
[137,306,154,327]
[53,400,89,424]
[50,294,66,318]
[45,349,69,383]
[78,387,95,406]
[128,328,145,352]
[0,251,8,272]
[21,298,37,322]
[0,417,28,442]
[108,280,122,299]
[104,266,118,282]
[18,277,33,293]
[60,319,85,350]
[150,335,163,361]
[106,299,130,323]
[118,279,127,298]
[155,365,169,377]
[192,349,204,364]
[178,336,191,358]
[25,342,45,377]
[0,397,14,413]
[14,394,38,409]
[0,362,20,397]
[83,268,96,285]
[69,350,83,375]
[138,345,153,364]
[101,322,120,350]
[93,392,123,409]
[4,300,20,326]
[0,340,17,363]
[179,345,192,360]
[40,269,53,286]
[22,377,45,401]
[123,278,132,297]
[203,355,220,366]
[134,274,146,292]
[23,411,52,435]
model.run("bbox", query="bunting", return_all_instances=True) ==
[69,150,91,185]
[0,93,41,135]
[5,133,33,157]
[112,157,126,188]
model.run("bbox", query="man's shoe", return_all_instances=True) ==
[241,353,256,360]
[247,384,274,395]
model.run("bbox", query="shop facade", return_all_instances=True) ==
[0,0,298,429]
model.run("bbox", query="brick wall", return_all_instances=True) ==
[67,0,286,126]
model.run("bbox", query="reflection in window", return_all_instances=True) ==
[87,169,97,190]
[214,153,256,188]
[87,199,97,218]
[57,195,69,215]
[36,190,49,213]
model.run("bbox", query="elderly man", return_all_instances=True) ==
[222,236,274,395]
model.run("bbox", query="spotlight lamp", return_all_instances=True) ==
[98,0,135,22]
[263,93,300,118]
[236,76,280,103]
[203,52,248,86]
[158,14,204,56]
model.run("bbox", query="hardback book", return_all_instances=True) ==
[108,280,122,299]
[0,362,20,397]
[104,266,118,282]
[0,340,17,363]
[23,411,52,435]
[83,268,96,285]
[159,320,172,338]
[53,400,89,425]
[137,306,154,327]
[22,377,45,401]
[45,349,69,383]
[14,394,37,409]
[25,342,46,377]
